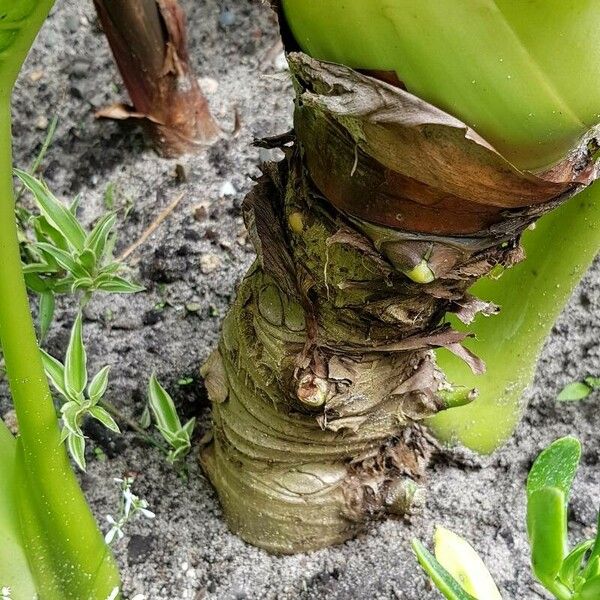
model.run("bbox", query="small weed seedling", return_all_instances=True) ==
[413,437,600,600]
[16,170,143,337]
[41,312,120,470]
[558,377,600,402]
[105,477,155,545]
[147,373,196,464]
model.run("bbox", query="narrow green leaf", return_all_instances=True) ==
[412,539,476,600]
[559,540,594,589]
[139,405,152,429]
[78,248,97,275]
[61,401,84,437]
[583,555,600,582]
[527,437,582,498]
[64,313,88,396]
[527,486,568,583]
[88,406,120,433]
[40,349,69,399]
[589,511,600,565]
[558,382,593,402]
[22,261,59,275]
[94,274,145,294]
[182,417,196,439]
[32,214,69,251]
[148,374,182,435]
[15,170,86,252]
[38,290,55,341]
[23,271,49,293]
[86,212,117,260]
[34,242,89,278]
[67,433,87,471]
[88,365,111,402]
[72,277,95,291]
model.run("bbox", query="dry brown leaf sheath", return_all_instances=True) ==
[94,0,219,156]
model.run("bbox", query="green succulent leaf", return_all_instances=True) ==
[528,486,568,584]
[64,313,88,396]
[527,437,582,498]
[412,539,476,600]
[558,382,593,402]
[88,365,111,403]
[15,170,86,252]
[527,438,581,589]
[584,377,600,390]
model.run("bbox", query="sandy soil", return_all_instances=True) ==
[3,1,599,598]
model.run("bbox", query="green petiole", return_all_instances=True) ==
[0,1,121,597]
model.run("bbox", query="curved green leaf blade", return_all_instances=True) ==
[527,437,582,498]
[559,540,594,590]
[527,487,568,585]
[0,421,36,599]
[412,539,477,600]
[64,313,87,396]
[434,527,502,600]
[15,170,86,252]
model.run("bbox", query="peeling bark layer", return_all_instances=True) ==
[94,0,219,157]
[200,53,600,553]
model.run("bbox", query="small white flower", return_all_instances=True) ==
[139,507,155,519]
[1,587,12,599]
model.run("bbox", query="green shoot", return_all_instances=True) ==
[147,373,196,464]
[16,170,144,329]
[558,378,600,402]
[414,437,600,600]
[41,313,120,470]
[104,477,155,545]
[412,528,500,600]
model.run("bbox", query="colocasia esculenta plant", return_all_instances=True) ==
[0,1,121,597]
[413,437,600,600]
[199,1,600,553]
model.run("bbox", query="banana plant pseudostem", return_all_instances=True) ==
[199,0,600,553]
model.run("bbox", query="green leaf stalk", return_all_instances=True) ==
[281,0,600,453]
[0,1,121,597]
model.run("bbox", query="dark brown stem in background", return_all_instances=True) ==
[93,0,220,157]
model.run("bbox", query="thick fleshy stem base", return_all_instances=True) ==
[200,155,521,553]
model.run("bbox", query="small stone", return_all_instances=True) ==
[64,14,80,33]
[219,181,237,197]
[274,52,289,72]
[185,303,202,313]
[34,115,49,130]
[198,77,219,95]
[218,8,236,27]
[28,69,44,83]
[193,203,209,222]
[199,253,221,274]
